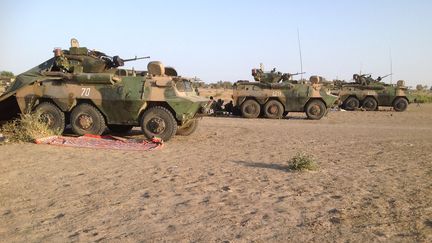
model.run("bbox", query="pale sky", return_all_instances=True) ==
[0,0,431,87]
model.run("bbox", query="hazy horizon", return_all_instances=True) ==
[0,0,431,87]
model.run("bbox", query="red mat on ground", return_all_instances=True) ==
[35,134,163,151]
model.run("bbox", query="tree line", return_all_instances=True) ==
[0,71,14,78]
[194,80,233,89]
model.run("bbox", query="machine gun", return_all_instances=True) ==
[108,55,150,68]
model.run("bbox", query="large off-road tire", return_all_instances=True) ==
[141,106,177,141]
[108,124,134,134]
[343,97,360,111]
[393,97,408,112]
[241,99,261,118]
[34,102,65,134]
[305,99,327,120]
[176,119,199,136]
[70,103,107,135]
[263,100,284,119]
[362,97,378,111]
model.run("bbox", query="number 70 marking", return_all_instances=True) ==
[81,88,91,96]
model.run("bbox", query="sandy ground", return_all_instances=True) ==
[0,104,431,242]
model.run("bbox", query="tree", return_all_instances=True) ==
[222,81,233,89]
[416,84,424,91]
[0,71,14,77]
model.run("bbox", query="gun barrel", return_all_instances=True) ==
[381,73,393,79]
[292,72,306,76]
[123,56,150,62]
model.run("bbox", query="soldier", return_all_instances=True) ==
[365,75,375,85]
[282,73,292,82]
[53,48,71,72]
[359,75,367,85]
[224,100,234,113]
[209,96,217,111]
[215,99,223,111]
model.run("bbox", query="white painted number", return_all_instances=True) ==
[81,88,91,96]
[272,91,282,96]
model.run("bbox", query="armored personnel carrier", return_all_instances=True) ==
[0,39,210,141]
[333,73,413,111]
[232,66,338,120]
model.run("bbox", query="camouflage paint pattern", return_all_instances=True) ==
[0,40,210,139]
[10,68,208,125]
[333,76,413,111]
[232,67,338,119]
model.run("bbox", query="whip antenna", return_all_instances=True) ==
[297,28,303,81]
[389,48,393,84]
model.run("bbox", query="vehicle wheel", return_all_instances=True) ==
[343,97,360,110]
[108,124,134,134]
[241,99,261,118]
[34,102,65,134]
[362,97,378,111]
[263,100,284,119]
[176,119,199,136]
[393,97,408,112]
[305,99,327,120]
[141,106,177,141]
[70,103,107,135]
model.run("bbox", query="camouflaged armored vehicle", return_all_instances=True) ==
[332,73,413,112]
[232,66,338,120]
[0,39,210,141]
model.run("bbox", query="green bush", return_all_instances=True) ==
[287,152,318,171]
[411,91,432,103]
[0,112,60,143]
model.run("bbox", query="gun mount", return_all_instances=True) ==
[353,73,392,85]
[251,66,305,83]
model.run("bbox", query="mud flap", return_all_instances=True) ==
[0,96,21,121]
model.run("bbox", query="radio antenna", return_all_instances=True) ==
[389,48,393,84]
[297,28,303,81]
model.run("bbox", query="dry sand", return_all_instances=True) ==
[0,104,431,242]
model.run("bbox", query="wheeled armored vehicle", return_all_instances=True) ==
[0,39,210,141]
[232,66,338,120]
[332,74,412,111]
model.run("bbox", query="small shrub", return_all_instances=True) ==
[0,112,60,143]
[287,152,318,171]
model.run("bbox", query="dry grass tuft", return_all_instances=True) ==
[0,112,60,144]
[287,152,318,171]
